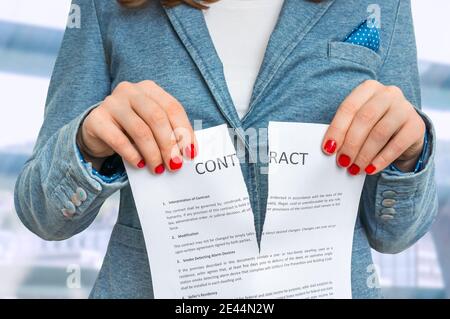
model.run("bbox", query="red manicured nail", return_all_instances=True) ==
[155,164,165,175]
[348,164,360,175]
[137,160,146,168]
[169,156,183,170]
[185,144,196,159]
[365,164,376,175]
[324,139,337,154]
[338,154,351,167]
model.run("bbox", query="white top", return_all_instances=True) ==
[203,0,285,119]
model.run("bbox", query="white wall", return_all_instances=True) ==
[412,0,450,64]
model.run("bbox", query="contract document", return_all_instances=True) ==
[125,123,366,299]
[261,122,366,298]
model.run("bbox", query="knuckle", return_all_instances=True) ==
[110,136,129,151]
[140,80,156,89]
[127,88,143,100]
[402,100,414,112]
[133,122,151,140]
[371,126,388,143]
[82,117,97,139]
[340,101,358,116]
[116,81,134,92]
[418,119,426,136]
[87,106,103,122]
[150,109,168,126]
[413,113,426,130]
[356,108,376,124]
[363,79,381,89]
[389,140,404,155]
[165,100,183,117]
[102,96,119,109]
[386,85,402,97]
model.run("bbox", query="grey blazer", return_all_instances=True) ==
[14,0,438,298]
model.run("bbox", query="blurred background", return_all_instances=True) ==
[0,0,449,298]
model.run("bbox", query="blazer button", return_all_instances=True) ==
[76,187,87,202]
[382,190,397,199]
[380,214,394,221]
[62,201,76,218]
[381,208,396,216]
[381,199,396,208]
[61,208,75,218]
[64,200,76,212]
[71,193,82,207]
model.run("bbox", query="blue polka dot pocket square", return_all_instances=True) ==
[344,20,380,52]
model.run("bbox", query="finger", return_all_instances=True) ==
[136,80,198,160]
[112,107,166,175]
[126,90,183,171]
[322,80,383,155]
[336,87,407,173]
[336,89,393,169]
[91,112,144,169]
[370,120,422,173]
[352,102,410,175]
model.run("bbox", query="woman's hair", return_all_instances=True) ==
[118,0,218,10]
[118,0,323,10]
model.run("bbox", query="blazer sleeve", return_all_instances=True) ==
[359,0,439,253]
[14,0,128,241]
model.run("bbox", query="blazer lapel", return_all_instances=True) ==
[163,4,242,129]
[242,0,336,123]
[164,0,336,127]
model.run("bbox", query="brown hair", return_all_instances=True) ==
[118,0,218,10]
[118,0,323,10]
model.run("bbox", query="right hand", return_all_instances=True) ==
[78,80,198,174]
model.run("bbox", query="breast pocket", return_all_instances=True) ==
[328,41,383,73]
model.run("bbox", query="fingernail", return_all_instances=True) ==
[324,139,337,154]
[155,164,165,175]
[365,164,376,175]
[185,144,196,159]
[348,164,360,175]
[169,156,183,170]
[338,154,351,167]
[137,160,146,168]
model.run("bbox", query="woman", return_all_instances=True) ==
[14,0,438,298]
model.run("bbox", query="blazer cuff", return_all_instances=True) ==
[369,110,437,252]
[76,146,126,183]
[49,103,128,220]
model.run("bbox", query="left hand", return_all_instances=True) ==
[322,80,426,175]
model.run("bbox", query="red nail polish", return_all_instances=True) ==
[169,156,183,170]
[338,154,351,167]
[185,144,196,159]
[348,164,360,175]
[155,164,165,175]
[365,164,376,175]
[324,139,337,154]
[137,160,146,168]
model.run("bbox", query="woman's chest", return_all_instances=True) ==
[104,0,395,130]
